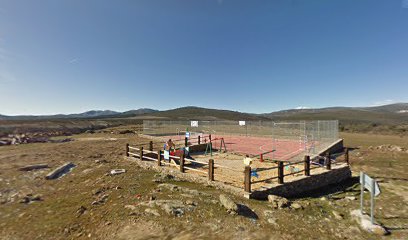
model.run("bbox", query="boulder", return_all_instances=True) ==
[345,196,357,201]
[152,200,195,217]
[157,183,179,192]
[268,195,290,209]
[291,203,303,210]
[219,194,238,213]
[45,162,76,180]
[110,169,126,176]
[153,173,174,183]
[332,210,344,220]
[145,208,161,216]
[350,210,389,235]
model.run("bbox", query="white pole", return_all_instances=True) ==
[360,172,365,214]
[371,178,375,224]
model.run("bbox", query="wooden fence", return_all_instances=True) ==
[126,141,349,193]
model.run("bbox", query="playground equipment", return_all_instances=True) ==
[205,137,227,156]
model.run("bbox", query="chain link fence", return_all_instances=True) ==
[142,120,339,158]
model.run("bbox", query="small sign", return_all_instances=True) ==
[185,132,190,139]
[239,121,246,126]
[360,172,381,224]
[164,150,170,160]
[191,121,198,127]
[361,173,381,196]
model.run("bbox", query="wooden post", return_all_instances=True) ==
[326,152,331,170]
[244,166,251,193]
[126,143,129,157]
[149,141,153,151]
[157,150,161,166]
[260,154,264,162]
[208,159,214,181]
[140,147,143,160]
[304,155,310,176]
[278,161,284,184]
[198,136,201,145]
[180,153,185,173]
[345,148,349,165]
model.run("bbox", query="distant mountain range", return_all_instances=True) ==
[261,103,408,125]
[1,104,407,126]
[0,109,158,120]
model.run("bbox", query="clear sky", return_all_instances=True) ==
[0,0,407,115]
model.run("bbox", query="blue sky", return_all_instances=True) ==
[0,0,407,115]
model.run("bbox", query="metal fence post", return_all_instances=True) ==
[185,137,188,147]
[371,178,375,224]
[126,143,129,157]
[360,172,364,214]
[198,135,201,145]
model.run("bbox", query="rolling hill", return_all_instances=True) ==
[261,103,408,125]
[1,104,407,134]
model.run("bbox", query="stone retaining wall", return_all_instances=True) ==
[250,164,351,199]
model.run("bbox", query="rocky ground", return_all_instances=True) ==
[0,130,406,239]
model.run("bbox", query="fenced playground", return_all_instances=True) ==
[124,120,348,193]
[142,120,339,162]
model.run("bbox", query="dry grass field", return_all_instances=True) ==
[0,127,406,239]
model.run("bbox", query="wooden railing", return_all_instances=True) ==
[126,142,350,194]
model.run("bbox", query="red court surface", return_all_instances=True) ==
[159,134,317,161]
[212,135,316,161]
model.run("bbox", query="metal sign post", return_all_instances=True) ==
[360,172,381,224]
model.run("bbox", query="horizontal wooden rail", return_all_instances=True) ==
[213,163,241,172]
[160,154,181,160]
[185,159,209,165]
[142,149,156,154]
[251,176,279,184]
[143,156,157,161]
[283,171,303,177]
[128,152,140,157]
[256,166,279,172]
[184,166,207,174]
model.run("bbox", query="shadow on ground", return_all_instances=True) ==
[292,176,360,200]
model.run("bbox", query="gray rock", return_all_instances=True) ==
[350,210,389,235]
[153,173,174,183]
[145,208,161,216]
[332,210,344,220]
[291,203,303,210]
[45,162,76,180]
[219,194,238,213]
[152,200,196,217]
[263,210,274,218]
[125,205,137,211]
[158,183,179,192]
[268,195,290,209]
[92,194,109,205]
